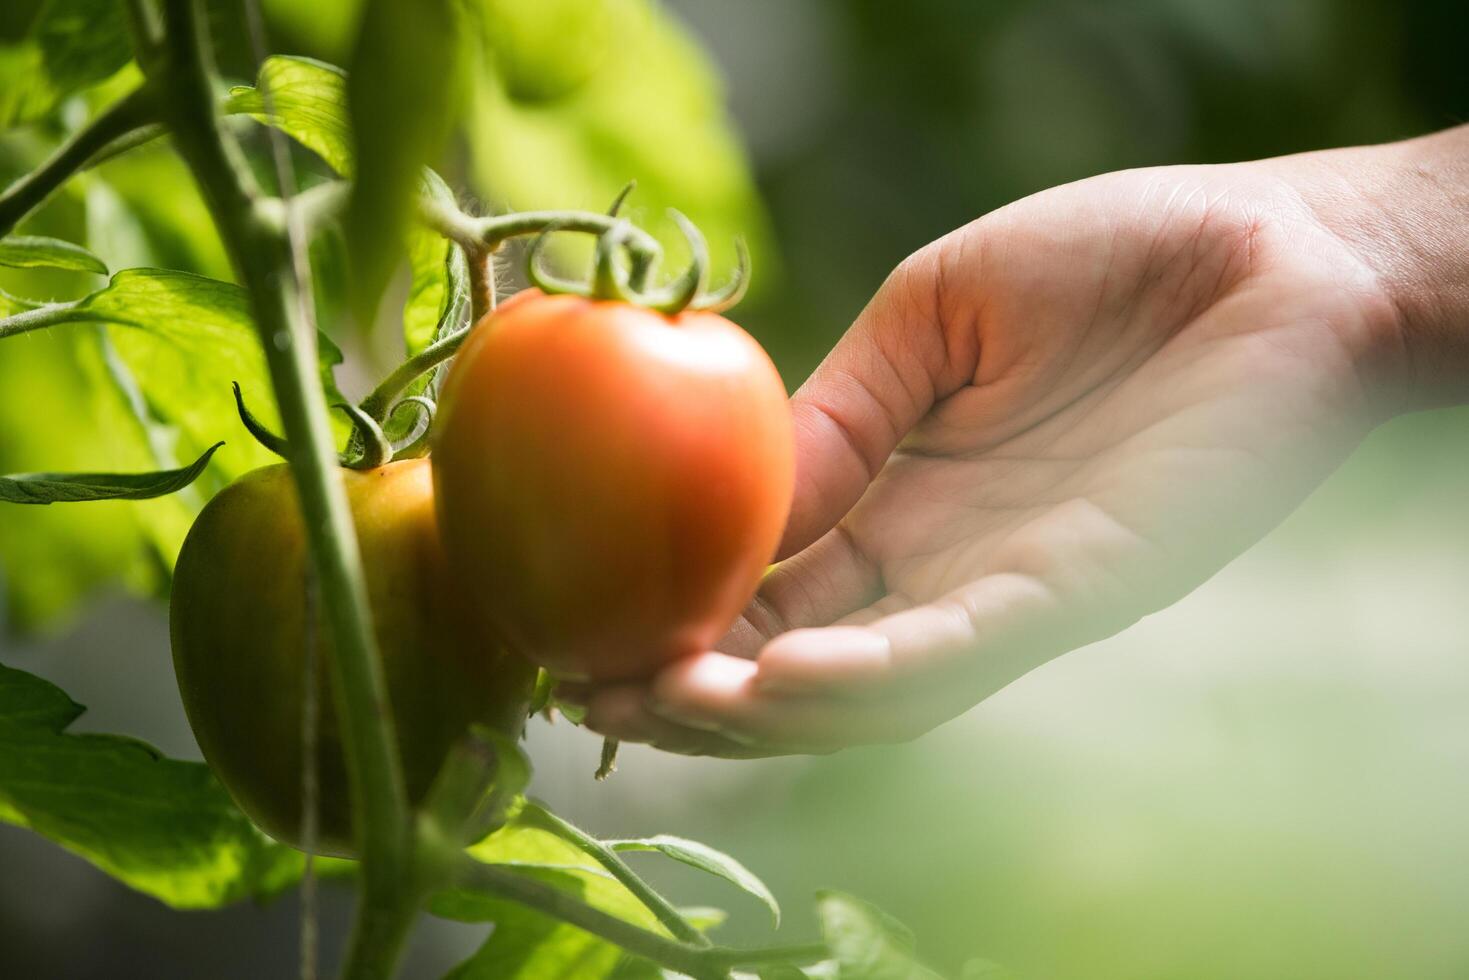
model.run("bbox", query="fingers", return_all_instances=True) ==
[579,571,1081,757]
[725,524,884,657]
[778,245,976,556]
[575,680,776,759]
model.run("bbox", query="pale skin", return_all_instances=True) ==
[563,126,1469,758]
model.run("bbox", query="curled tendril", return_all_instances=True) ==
[521,204,750,317]
[335,402,392,470]
[525,222,593,299]
[696,237,750,313]
[386,396,437,460]
[642,210,709,315]
[232,381,290,459]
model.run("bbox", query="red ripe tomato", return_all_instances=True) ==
[431,290,794,681]
[170,459,536,855]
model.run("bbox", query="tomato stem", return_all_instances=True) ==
[467,246,496,323]
[358,326,469,423]
[518,801,711,948]
[454,858,829,978]
[0,86,159,239]
[134,4,417,979]
[418,194,664,268]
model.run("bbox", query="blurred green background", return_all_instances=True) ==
[3,0,1469,977]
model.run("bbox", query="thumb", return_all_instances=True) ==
[778,245,966,556]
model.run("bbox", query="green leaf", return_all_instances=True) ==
[0,662,305,907]
[606,955,664,980]
[528,669,556,718]
[0,440,222,504]
[404,170,470,355]
[465,0,773,294]
[679,905,727,933]
[436,819,669,980]
[223,56,354,176]
[376,171,469,446]
[344,0,463,325]
[959,960,1015,980]
[439,877,624,980]
[0,324,161,629]
[0,167,161,629]
[608,835,781,928]
[758,966,817,980]
[0,267,350,493]
[0,235,107,275]
[26,269,283,490]
[0,0,132,126]
[815,891,944,980]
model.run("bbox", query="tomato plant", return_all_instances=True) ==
[433,283,794,682]
[171,459,537,854]
[0,2,951,979]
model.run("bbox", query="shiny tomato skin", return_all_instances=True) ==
[170,459,535,856]
[431,290,795,681]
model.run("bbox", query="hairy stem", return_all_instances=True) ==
[467,248,495,323]
[418,194,662,267]
[141,2,416,977]
[357,323,471,423]
[0,299,81,342]
[519,802,708,947]
[0,88,157,238]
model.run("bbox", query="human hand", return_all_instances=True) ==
[567,128,1468,757]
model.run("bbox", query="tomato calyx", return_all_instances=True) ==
[525,192,749,317]
[234,186,752,470]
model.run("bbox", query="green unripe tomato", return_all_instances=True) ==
[170,459,535,856]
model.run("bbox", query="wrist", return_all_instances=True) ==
[1298,125,1469,411]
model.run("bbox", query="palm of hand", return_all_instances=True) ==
[578,164,1396,756]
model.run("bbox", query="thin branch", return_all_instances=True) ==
[706,943,830,970]
[454,863,719,979]
[519,802,709,948]
[467,247,495,323]
[0,299,82,342]
[454,861,829,978]
[0,88,158,238]
[357,325,470,422]
[417,194,663,268]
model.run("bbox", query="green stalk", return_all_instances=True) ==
[519,802,709,947]
[358,196,670,420]
[467,247,495,323]
[0,87,157,239]
[140,2,416,977]
[455,861,828,978]
[418,194,662,266]
[358,326,470,422]
[0,299,81,342]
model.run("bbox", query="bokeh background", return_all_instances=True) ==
[3,1,1469,977]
